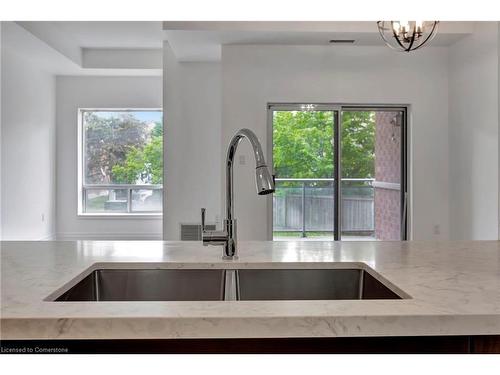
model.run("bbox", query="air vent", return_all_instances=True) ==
[329,39,355,44]
[180,223,216,241]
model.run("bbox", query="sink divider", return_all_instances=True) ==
[223,270,239,301]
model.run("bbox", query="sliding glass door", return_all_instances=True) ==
[269,104,407,241]
[271,106,338,240]
[340,108,406,240]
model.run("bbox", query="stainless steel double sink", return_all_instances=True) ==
[52,266,406,302]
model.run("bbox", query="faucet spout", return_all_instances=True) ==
[226,128,275,221]
[201,128,274,259]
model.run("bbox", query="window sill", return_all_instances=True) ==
[77,213,162,219]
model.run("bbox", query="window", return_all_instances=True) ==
[269,104,407,241]
[78,109,163,215]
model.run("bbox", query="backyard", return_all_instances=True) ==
[272,110,376,240]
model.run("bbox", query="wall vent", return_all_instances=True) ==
[329,39,356,44]
[180,223,216,241]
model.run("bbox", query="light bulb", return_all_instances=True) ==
[392,21,400,34]
[416,20,423,33]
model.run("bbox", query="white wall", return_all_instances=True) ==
[56,76,163,240]
[221,44,450,240]
[448,22,499,240]
[163,42,222,240]
[1,22,56,240]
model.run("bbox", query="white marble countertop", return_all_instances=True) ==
[1,240,500,340]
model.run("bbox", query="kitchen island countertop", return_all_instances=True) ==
[1,240,499,340]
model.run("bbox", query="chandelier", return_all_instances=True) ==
[377,21,439,52]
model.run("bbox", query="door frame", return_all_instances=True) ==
[266,103,410,241]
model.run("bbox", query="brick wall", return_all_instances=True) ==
[374,112,401,240]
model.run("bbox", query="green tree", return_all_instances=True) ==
[84,112,150,184]
[341,111,375,179]
[112,121,163,184]
[273,110,375,181]
[273,111,334,179]
[151,121,163,138]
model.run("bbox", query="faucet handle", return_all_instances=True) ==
[201,208,206,232]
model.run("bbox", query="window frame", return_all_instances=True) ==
[77,108,163,218]
[266,103,410,241]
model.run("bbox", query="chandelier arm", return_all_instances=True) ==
[377,21,402,51]
[410,21,439,51]
[388,21,410,51]
[392,31,408,51]
[406,27,417,52]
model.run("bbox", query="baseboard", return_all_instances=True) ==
[56,232,163,241]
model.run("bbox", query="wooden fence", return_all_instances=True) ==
[273,188,374,233]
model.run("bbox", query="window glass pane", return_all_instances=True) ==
[273,180,334,240]
[81,110,163,214]
[83,110,163,185]
[340,111,376,240]
[341,110,403,241]
[85,189,128,213]
[131,189,163,212]
[272,109,335,240]
[273,110,334,179]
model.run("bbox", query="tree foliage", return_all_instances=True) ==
[341,111,375,178]
[112,122,163,184]
[84,112,151,184]
[273,111,334,179]
[84,112,163,185]
[273,110,375,182]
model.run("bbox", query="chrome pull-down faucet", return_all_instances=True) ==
[201,128,275,259]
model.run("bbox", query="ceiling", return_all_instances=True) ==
[15,21,476,69]
[163,21,476,61]
[3,21,162,76]
[51,21,164,48]
[17,21,164,72]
